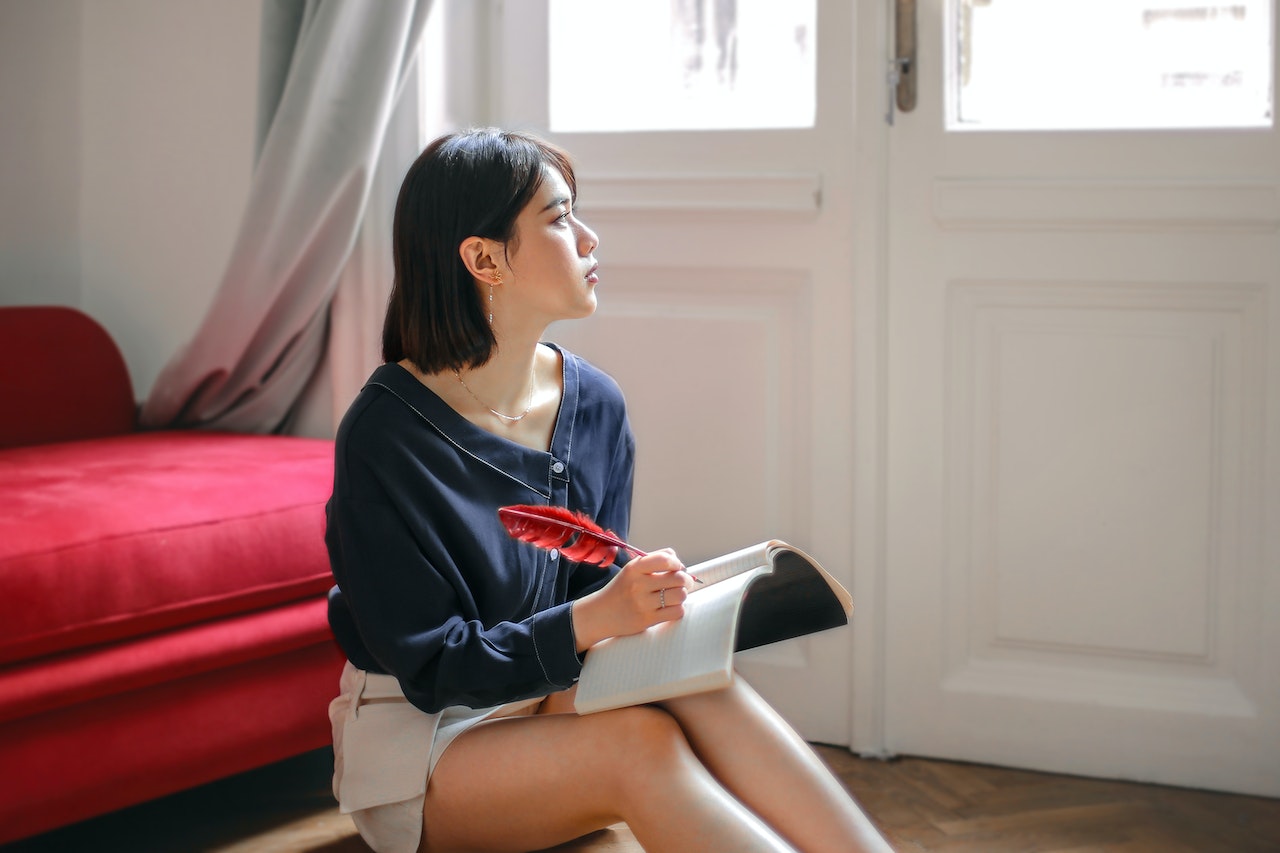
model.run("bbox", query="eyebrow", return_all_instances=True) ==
[540,196,573,213]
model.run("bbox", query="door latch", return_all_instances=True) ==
[887,0,917,125]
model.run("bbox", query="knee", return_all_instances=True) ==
[592,705,691,794]
[663,672,761,716]
[612,705,687,757]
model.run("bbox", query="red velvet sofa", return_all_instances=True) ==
[0,306,345,844]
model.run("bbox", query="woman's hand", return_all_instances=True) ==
[570,549,695,653]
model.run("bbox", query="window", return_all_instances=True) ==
[548,0,817,132]
[949,0,1274,130]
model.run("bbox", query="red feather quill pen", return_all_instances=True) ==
[496,505,704,582]
[497,504,644,567]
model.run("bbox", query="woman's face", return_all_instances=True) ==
[501,165,600,325]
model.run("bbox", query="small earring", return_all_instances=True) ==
[488,273,502,325]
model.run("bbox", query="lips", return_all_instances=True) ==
[585,263,599,284]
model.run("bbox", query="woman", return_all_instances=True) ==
[325,128,892,853]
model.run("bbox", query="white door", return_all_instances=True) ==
[875,0,1280,795]
[470,0,860,743]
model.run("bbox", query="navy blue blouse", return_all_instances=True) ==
[325,347,635,715]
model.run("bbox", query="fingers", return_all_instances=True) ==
[654,583,689,610]
[573,550,690,650]
[627,551,696,589]
[626,552,692,599]
[612,549,692,627]
[627,548,683,576]
[651,582,689,623]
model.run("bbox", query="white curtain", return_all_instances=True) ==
[286,72,424,438]
[140,0,431,435]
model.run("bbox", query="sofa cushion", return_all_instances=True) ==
[0,431,335,665]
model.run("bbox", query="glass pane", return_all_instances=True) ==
[949,0,1275,130]
[549,0,816,132]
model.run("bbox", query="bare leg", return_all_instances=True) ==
[659,677,893,853]
[421,703,797,853]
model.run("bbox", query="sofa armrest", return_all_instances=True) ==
[0,306,136,448]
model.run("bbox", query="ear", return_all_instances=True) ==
[458,236,504,283]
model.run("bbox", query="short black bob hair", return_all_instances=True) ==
[382,128,577,373]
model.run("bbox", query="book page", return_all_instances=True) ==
[684,541,776,587]
[574,564,771,714]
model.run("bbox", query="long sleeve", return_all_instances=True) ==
[326,486,581,713]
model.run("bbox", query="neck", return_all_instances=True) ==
[475,310,548,393]
[453,342,542,420]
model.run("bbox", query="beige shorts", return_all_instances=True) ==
[328,662,540,853]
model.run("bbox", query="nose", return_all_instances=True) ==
[577,219,599,255]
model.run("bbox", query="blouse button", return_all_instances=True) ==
[551,461,565,474]
[549,549,559,560]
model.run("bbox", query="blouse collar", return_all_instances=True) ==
[366,344,580,501]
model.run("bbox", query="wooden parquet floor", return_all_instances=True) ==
[5,745,1279,852]
[822,747,1280,852]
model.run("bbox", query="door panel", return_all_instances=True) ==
[881,0,1280,795]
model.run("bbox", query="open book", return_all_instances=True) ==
[573,541,852,715]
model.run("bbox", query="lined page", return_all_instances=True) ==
[575,564,771,713]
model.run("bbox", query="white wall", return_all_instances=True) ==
[0,0,82,307]
[0,0,259,399]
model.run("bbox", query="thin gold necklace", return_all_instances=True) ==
[454,368,534,423]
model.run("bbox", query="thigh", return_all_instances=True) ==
[420,706,658,853]
[537,683,578,715]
